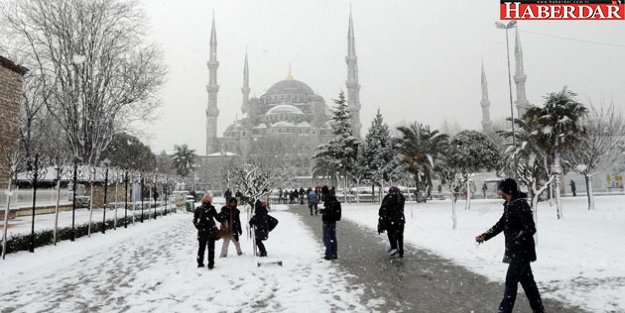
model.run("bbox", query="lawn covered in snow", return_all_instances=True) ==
[341,195,625,313]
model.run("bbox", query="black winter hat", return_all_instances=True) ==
[498,178,518,195]
[321,185,330,195]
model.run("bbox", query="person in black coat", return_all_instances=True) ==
[475,178,544,313]
[320,186,341,260]
[219,198,243,257]
[193,192,223,269]
[224,188,232,203]
[378,186,406,257]
[249,200,277,257]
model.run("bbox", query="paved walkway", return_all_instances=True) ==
[292,205,586,313]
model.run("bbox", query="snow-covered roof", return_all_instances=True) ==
[272,121,294,127]
[296,121,311,127]
[206,151,239,157]
[254,123,267,129]
[266,79,314,96]
[267,104,304,115]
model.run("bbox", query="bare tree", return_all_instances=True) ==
[1,0,165,166]
[2,152,22,259]
[226,163,273,241]
[227,163,273,207]
[567,104,625,210]
[17,72,51,161]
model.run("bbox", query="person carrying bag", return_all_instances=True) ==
[219,198,243,257]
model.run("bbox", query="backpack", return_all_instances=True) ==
[267,215,279,232]
[329,199,342,221]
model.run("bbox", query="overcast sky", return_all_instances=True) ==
[138,0,625,154]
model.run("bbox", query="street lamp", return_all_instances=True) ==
[495,20,518,177]
[124,170,129,228]
[153,168,158,220]
[140,173,145,223]
[102,159,110,234]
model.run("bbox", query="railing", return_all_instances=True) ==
[0,188,70,208]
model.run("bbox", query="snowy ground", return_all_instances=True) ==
[342,195,625,313]
[0,205,380,313]
[2,197,622,312]
[1,203,172,237]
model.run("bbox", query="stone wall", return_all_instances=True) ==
[0,56,27,189]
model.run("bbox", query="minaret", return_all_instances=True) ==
[345,7,362,138]
[480,61,492,132]
[206,13,219,155]
[514,29,531,118]
[241,51,250,114]
[287,63,293,80]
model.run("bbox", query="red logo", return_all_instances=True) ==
[500,1,625,20]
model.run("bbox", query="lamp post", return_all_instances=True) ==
[495,20,519,177]
[140,173,145,223]
[153,169,158,220]
[124,170,129,228]
[113,169,120,230]
[163,176,167,216]
[102,159,110,234]
[27,154,39,253]
[71,158,78,241]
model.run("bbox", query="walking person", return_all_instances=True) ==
[193,192,223,270]
[569,180,576,197]
[475,178,545,313]
[299,187,306,205]
[249,200,278,257]
[482,183,488,199]
[378,186,406,257]
[320,186,341,260]
[307,188,319,215]
[219,197,243,257]
[224,188,232,203]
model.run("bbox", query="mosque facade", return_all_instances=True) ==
[202,10,362,187]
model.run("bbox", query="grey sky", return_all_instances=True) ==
[139,0,625,154]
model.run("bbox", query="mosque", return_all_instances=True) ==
[201,10,362,188]
[479,28,532,133]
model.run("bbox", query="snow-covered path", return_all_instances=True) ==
[0,206,372,312]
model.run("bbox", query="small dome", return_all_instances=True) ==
[266,79,314,96]
[273,121,294,127]
[267,104,304,115]
[225,124,238,132]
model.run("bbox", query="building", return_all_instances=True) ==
[0,56,27,189]
[202,9,362,189]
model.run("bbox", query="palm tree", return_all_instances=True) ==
[522,87,588,219]
[171,144,196,178]
[395,123,449,201]
[312,156,338,188]
[499,117,554,218]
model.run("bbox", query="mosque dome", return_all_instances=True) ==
[267,104,304,115]
[272,121,294,127]
[266,79,314,96]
